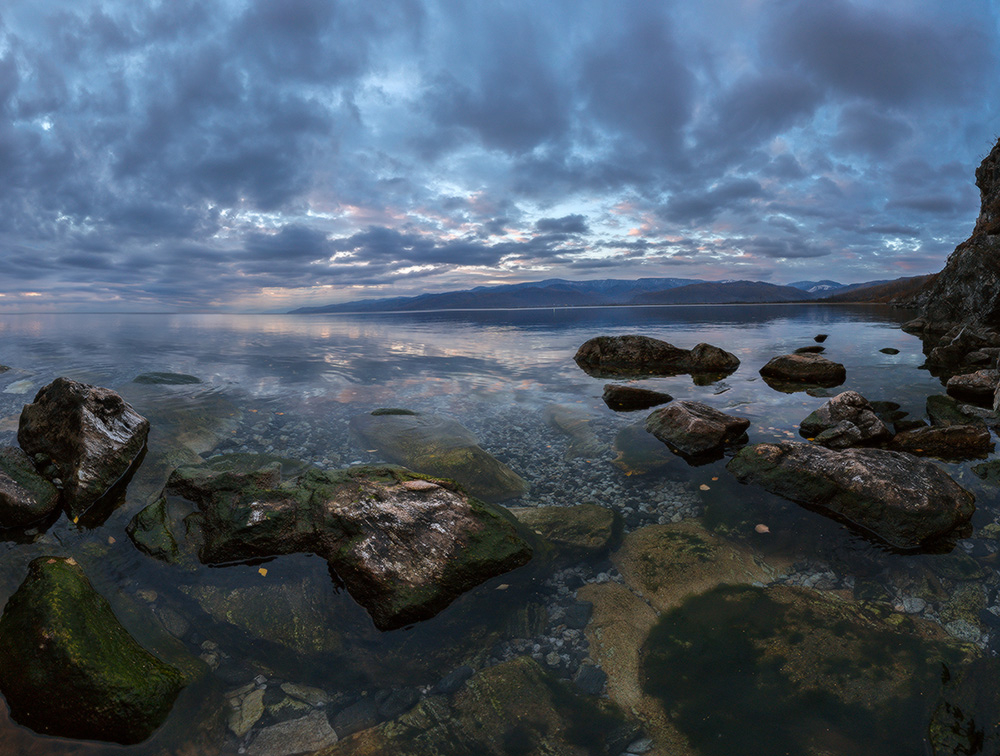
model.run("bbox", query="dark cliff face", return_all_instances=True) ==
[913,139,1000,329]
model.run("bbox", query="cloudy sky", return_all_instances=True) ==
[1,0,998,311]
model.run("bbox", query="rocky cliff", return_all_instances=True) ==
[911,139,1000,330]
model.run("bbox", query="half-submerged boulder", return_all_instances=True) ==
[645,401,750,458]
[759,353,846,391]
[727,442,975,549]
[349,410,526,502]
[167,457,533,630]
[574,335,739,379]
[889,425,994,461]
[0,557,187,744]
[0,446,59,527]
[17,378,149,518]
[799,391,892,449]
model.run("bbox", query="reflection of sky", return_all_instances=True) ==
[0,307,941,439]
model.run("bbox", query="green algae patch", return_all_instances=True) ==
[126,496,180,562]
[641,584,968,756]
[0,556,187,744]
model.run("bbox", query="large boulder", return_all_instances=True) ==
[758,353,846,389]
[889,424,994,460]
[644,400,750,457]
[798,391,892,449]
[574,335,739,379]
[348,410,526,502]
[726,442,975,549]
[0,446,59,527]
[167,457,533,630]
[0,557,187,744]
[946,369,999,406]
[17,378,149,518]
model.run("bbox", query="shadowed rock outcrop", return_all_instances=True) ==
[911,138,1000,331]
[798,391,891,449]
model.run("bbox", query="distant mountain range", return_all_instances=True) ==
[289,276,927,313]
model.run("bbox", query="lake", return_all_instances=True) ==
[0,304,995,756]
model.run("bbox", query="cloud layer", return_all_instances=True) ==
[0,0,996,310]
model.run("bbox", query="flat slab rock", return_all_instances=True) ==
[946,369,999,406]
[727,442,975,549]
[165,458,533,630]
[890,424,994,461]
[602,384,673,412]
[645,400,750,457]
[17,378,149,517]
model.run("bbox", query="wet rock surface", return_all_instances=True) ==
[574,335,739,379]
[889,423,994,461]
[602,384,673,412]
[644,400,750,458]
[167,456,533,630]
[0,445,59,527]
[348,410,527,502]
[946,369,999,406]
[759,353,846,390]
[727,442,976,549]
[0,556,189,744]
[17,378,149,518]
[799,390,891,449]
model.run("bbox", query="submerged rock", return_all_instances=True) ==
[574,334,738,379]
[316,656,635,756]
[0,556,187,744]
[0,445,59,528]
[169,457,533,630]
[601,383,673,412]
[17,378,149,518]
[644,400,750,457]
[727,442,975,549]
[642,584,969,756]
[126,496,180,562]
[132,372,202,385]
[798,391,892,449]
[543,404,607,459]
[759,353,846,390]
[927,394,986,428]
[349,410,526,502]
[509,503,622,563]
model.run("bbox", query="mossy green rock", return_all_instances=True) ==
[126,496,180,561]
[509,504,622,563]
[318,656,636,756]
[926,394,986,428]
[167,457,533,630]
[0,445,59,527]
[349,411,527,502]
[642,584,970,756]
[0,557,186,744]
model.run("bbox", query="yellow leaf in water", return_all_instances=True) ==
[755,524,770,534]
[107,536,116,545]
[65,557,77,566]
[699,484,711,491]
[711,476,718,481]
[258,567,268,577]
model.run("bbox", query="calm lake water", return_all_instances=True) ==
[0,304,995,755]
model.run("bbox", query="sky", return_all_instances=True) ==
[1,0,999,312]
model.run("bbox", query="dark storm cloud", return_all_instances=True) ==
[0,0,997,310]
[769,0,993,106]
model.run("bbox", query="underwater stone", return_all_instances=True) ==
[0,556,186,744]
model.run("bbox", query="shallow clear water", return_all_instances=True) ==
[0,304,994,755]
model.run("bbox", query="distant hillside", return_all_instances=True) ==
[818,275,935,303]
[290,277,703,313]
[631,280,809,305]
[786,279,847,294]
